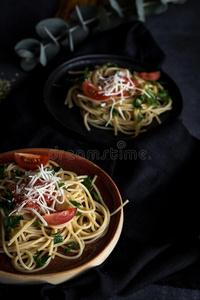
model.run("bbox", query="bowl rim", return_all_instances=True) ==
[0,148,124,284]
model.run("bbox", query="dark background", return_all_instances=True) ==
[0,0,200,299]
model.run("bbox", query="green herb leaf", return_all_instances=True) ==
[75,211,82,216]
[0,164,7,179]
[4,215,23,236]
[63,242,78,253]
[58,182,67,190]
[0,198,12,210]
[132,98,142,109]
[50,231,63,244]
[82,176,92,189]
[157,89,170,101]
[96,104,102,108]
[69,200,82,207]
[33,250,51,266]
[137,112,145,123]
[145,89,158,107]
[92,191,101,202]
[112,107,118,116]
[15,168,21,176]
[33,221,40,228]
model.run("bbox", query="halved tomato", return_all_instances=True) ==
[42,208,77,226]
[14,153,49,170]
[82,80,110,100]
[139,71,161,81]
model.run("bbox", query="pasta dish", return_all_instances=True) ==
[64,63,172,137]
[0,153,126,273]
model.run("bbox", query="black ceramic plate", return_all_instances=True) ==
[43,54,182,143]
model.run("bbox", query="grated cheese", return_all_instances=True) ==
[97,71,135,97]
[11,165,68,221]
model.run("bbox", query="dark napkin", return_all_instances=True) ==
[1,2,200,300]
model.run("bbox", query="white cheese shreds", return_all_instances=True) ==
[97,71,136,97]
[11,165,69,221]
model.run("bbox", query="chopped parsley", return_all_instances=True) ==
[58,182,67,190]
[110,107,118,116]
[0,164,7,179]
[33,250,51,267]
[4,215,23,236]
[82,176,101,203]
[33,221,40,228]
[14,168,21,176]
[50,165,62,175]
[0,198,12,210]
[69,200,82,208]
[63,242,78,254]
[50,230,63,244]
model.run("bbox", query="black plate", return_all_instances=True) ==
[43,54,182,143]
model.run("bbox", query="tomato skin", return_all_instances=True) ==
[42,208,77,226]
[139,71,161,81]
[82,80,110,100]
[14,153,49,170]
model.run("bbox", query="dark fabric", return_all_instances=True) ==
[1,1,200,299]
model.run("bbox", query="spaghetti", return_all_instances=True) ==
[64,64,172,137]
[0,160,125,273]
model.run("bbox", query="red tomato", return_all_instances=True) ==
[42,208,77,226]
[82,80,110,100]
[139,71,161,81]
[25,201,39,210]
[14,153,49,170]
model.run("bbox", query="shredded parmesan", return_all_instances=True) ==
[97,71,136,97]
[11,165,68,220]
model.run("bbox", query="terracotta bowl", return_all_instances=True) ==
[0,148,123,285]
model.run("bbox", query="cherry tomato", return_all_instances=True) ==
[14,153,49,170]
[82,80,110,100]
[139,71,161,81]
[42,208,77,226]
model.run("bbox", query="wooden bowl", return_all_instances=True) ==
[0,148,123,285]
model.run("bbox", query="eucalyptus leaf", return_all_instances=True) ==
[70,4,98,24]
[45,43,60,60]
[44,26,59,46]
[16,49,35,59]
[75,5,87,29]
[71,26,89,45]
[20,57,38,71]
[106,12,123,30]
[40,43,47,66]
[136,0,145,21]
[36,18,69,40]
[15,38,40,52]
[144,0,168,15]
[62,25,90,51]
[60,36,70,48]
[69,30,74,52]
[108,0,123,17]
[98,7,110,31]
